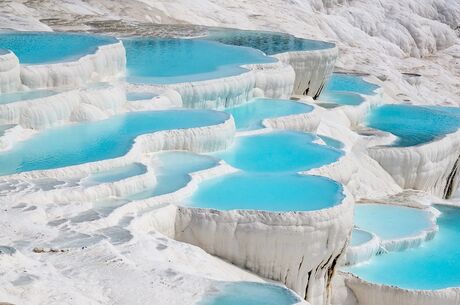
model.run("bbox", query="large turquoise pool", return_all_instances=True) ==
[346,205,460,290]
[0,110,229,175]
[189,172,343,212]
[225,98,313,131]
[366,104,460,147]
[0,32,117,64]
[124,38,275,84]
[198,282,300,305]
[214,131,343,173]
[354,204,433,241]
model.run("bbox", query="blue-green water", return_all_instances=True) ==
[189,172,343,212]
[126,92,158,101]
[324,73,379,96]
[319,91,364,106]
[82,163,147,187]
[198,282,300,305]
[346,205,460,290]
[214,131,342,173]
[0,89,57,104]
[225,98,313,130]
[0,110,229,175]
[0,32,117,64]
[318,135,344,150]
[207,29,334,55]
[366,104,460,147]
[124,38,275,84]
[350,229,374,247]
[354,204,433,241]
[127,151,218,200]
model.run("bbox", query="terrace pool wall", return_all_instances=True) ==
[0,50,21,93]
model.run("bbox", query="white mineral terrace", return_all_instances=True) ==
[0,4,459,305]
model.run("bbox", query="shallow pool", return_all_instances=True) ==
[366,104,460,146]
[0,110,229,175]
[346,205,460,290]
[324,73,378,96]
[124,38,275,84]
[225,98,313,130]
[318,91,364,106]
[198,282,300,305]
[126,92,158,101]
[0,89,58,105]
[127,151,218,200]
[318,135,344,150]
[188,172,343,212]
[350,229,374,247]
[0,32,117,64]
[214,131,342,173]
[354,204,433,241]
[81,163,147,187]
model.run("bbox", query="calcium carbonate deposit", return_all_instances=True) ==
[0,2,459,305]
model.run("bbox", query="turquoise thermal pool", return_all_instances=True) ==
[323,73,379,95]
[198,282,300,305]
[126,92,158,101]
[127,151,218,200]
[346,205,460,290]
[354,204,433,241]
[224,98,313,131]
[124,38,275,84]
[189,172,343,212]
[81,163,147,187]
[350,229,374,247]
[366,104,460,147]
[214,131,343,172]
[318,91,364,106]
[0,89,57,105]
[0,110,229,175]
[207,29,335,55]
[0,32,117,64]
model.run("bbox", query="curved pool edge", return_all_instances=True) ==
[339,271,460,305]
[0,50,21,93]
[344,229,381,266]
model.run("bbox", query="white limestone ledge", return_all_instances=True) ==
[262,102,321,133]
[0,83,127,129]
[19,41,126,90]
[367,129,460,199]
[344,229,380,266]
[0,50,21,93]
[170,187,354,305]
[274,47,338,98]
[340,272,460,305]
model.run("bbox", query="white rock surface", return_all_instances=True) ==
[0,50,21,93]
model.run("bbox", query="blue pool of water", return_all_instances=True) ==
[324,73,379,96]
[346,205,460,290]
[0,32,117,64]
[126,92,158,101]
[354,204,433,241]
[81,163,147,187]
[207,29,334,55]
[319,91,364,106]
[0,110,229,175]
[127,151,218,200]
[189,172,343,212]
[198,282,300,305]
[350,229,374,247]
[0,89,57,105]
[214,131,342,173]
[225,98,313,131]
[318,135,344,150]
[124,38,275,84]
[366,104,460,147]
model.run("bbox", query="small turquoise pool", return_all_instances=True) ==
[198,282,300,305]
[214,131,342,173]
[318,91,364,106]
[126,92,158,101]
[324,73,378,96]
[354,204,433,241]
[188,172,343,212]
[207,29,334,55]
[350,229,374,247]
[81,163,147,187]
[124,38,275,84]
[318,135,344,150]
[0,89,57,105]
[127,151,218,200]
[225,98,313,131]
[346,205,460,290]
[366,104,460,147]
[0,110,229,175]
[0,32,117,64]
